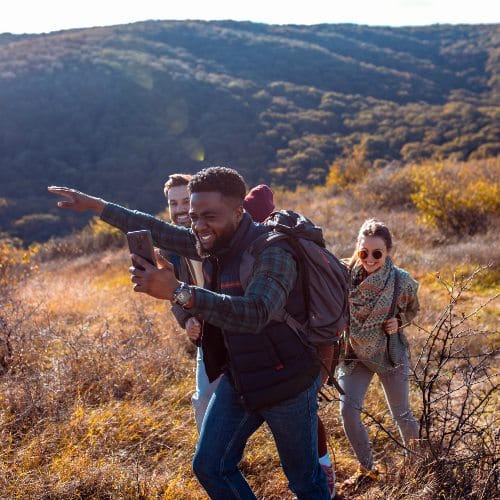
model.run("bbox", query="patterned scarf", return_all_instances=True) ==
[348,257,398,366]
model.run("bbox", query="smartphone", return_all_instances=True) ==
[126,230,156,270]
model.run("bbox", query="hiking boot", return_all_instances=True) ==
[321,463,338,499]
[340,464,380,492]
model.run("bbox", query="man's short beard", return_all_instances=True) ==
[194,232,233,258]
[195,237,211,258]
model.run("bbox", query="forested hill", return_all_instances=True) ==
[0,20,498,242]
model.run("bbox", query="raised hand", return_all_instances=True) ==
[47,186,106,213]
[129,253,179,300]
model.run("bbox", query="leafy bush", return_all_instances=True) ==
[0,239,38,288]
[36,217,125,261]
[13,213,61,242]
[410,158,500,236]
[325,146,371,191]
[352,161,418,209]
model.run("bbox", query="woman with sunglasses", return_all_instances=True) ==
[337,218,420,490]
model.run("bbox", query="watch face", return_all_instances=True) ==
[176,290,191,303]
[174,285,192,305]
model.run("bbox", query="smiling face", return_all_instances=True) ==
[189,191,244,256]
[166,184,191,228]
[357,235,390,275]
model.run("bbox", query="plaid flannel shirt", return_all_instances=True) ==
[101,203,297,333]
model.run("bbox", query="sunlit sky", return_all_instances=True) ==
[1,0,497,34]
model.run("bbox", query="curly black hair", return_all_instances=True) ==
[188,166,247,202]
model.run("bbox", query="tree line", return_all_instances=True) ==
[0,20,498,243]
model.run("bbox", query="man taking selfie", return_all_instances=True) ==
[48,167,329,499]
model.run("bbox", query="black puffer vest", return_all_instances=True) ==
[201,213,320,411]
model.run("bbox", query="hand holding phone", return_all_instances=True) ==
[127,231,179,301]
[127,230,156,270]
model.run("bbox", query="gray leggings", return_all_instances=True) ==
[338,354,419,470]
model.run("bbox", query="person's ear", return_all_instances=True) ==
[234,204,244,222]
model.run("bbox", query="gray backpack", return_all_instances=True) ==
[240,210,349,347]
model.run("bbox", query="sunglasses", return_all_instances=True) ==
[358,249,384,260]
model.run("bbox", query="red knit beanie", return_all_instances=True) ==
[243,184,275,223]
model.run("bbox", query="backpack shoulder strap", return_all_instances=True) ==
[388,268,400,319]
[386,268,402,367]
[240,231,305,329]
[249,230,288,256]
[239,231,289,290]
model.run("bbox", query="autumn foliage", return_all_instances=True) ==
[327,156,500,236]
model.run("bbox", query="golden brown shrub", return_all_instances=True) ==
[411,158,499,235]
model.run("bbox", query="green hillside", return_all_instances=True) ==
[0,20,498,242]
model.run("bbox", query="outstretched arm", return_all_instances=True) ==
[48,186,198,258]
[47,186,106,213]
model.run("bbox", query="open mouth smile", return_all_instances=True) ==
[175,214,190,225]
[198,232,214,247]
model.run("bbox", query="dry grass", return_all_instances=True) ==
[0,188,498,498]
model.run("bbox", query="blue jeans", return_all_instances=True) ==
[192,347,222,432]
[192,374,329,499]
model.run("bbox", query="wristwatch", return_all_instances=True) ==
[172,282,193,307]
